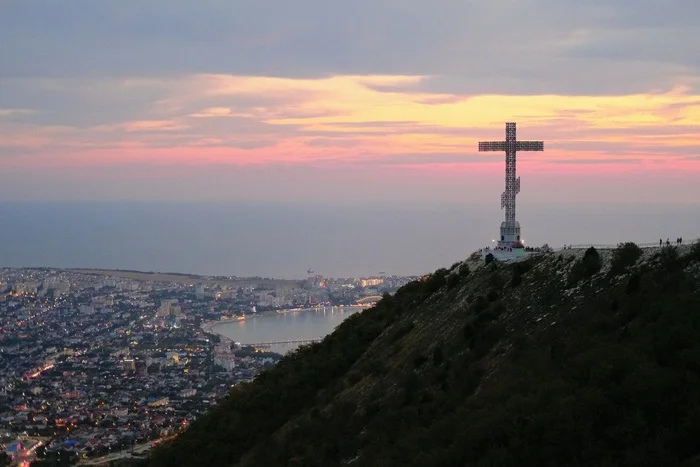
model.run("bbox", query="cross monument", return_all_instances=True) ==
[479,122,544,248]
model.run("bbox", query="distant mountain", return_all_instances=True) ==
[146,242,700,467]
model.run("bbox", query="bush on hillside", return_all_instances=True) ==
[610,242,643,275]
[511,268,523,288]
[690,240,700,262]
[659,245,681,270]
[625,272,641,295]
[423,268,449,295]
[446,273,461,289]
[511,259,534,288]
[569,247,602,285]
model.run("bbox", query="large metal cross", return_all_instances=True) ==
[478,122,543,227]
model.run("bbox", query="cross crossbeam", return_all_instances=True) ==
[478,122,544,247]
[478,141,544,152]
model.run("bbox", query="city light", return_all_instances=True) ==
[0,267,419,463]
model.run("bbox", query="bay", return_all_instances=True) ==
[212,306,367,354]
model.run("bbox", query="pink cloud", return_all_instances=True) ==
[2,74,699,181]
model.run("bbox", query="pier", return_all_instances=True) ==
[247,338,323,349]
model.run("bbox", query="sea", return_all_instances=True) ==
[212,306,365,354]
[0,201,698,279]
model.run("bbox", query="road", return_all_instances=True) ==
[78,442,153,466]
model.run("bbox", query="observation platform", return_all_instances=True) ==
[481,247,527,262]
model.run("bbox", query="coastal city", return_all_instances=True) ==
[0,268,417,465]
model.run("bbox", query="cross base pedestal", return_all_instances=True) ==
[498,221,521,248]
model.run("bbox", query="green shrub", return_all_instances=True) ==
[659,245,681,271]
[388,322,415,344]
[511,270,522,288]
[473,295,488,313]
[488,271,505,288]
[515,259,535,275]
[473,323,506,357]
[446,273,461,289]
[423,268,449,295]
[511,262,531,288]
[689,240,700,263]
[486,289,500,302]
[626,273,641,295]
[569,247,602,284]
[610,242,643,275]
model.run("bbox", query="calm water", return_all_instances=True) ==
[213,306,365,354]
[0,202,698,278]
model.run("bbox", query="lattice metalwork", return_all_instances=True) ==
[478,141,507,151]
[517,141,544,151]
[478,122,544,226]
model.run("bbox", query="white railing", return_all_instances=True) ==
[552,238,699,251]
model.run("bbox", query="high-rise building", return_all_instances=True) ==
[156,299,178,317]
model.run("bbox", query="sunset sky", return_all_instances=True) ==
[1,0,699,206]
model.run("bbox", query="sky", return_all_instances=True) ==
[0,0,699,206]
[0,1,699,277]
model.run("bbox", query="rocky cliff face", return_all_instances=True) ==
[148,242,700,467]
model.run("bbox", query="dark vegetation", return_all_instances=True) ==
[610,242,643,276]
[147,244,700,467]
[568,246,602,285]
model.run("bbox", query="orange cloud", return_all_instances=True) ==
[2,73,700,172]
[0,108,36,117]
[189,107,234,118]
[120,120,189,132]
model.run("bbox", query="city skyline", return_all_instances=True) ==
[1,0,699,205]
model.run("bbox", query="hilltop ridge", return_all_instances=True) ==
[147,242,700,467]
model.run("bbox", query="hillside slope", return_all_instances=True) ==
[147,243,700,467]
